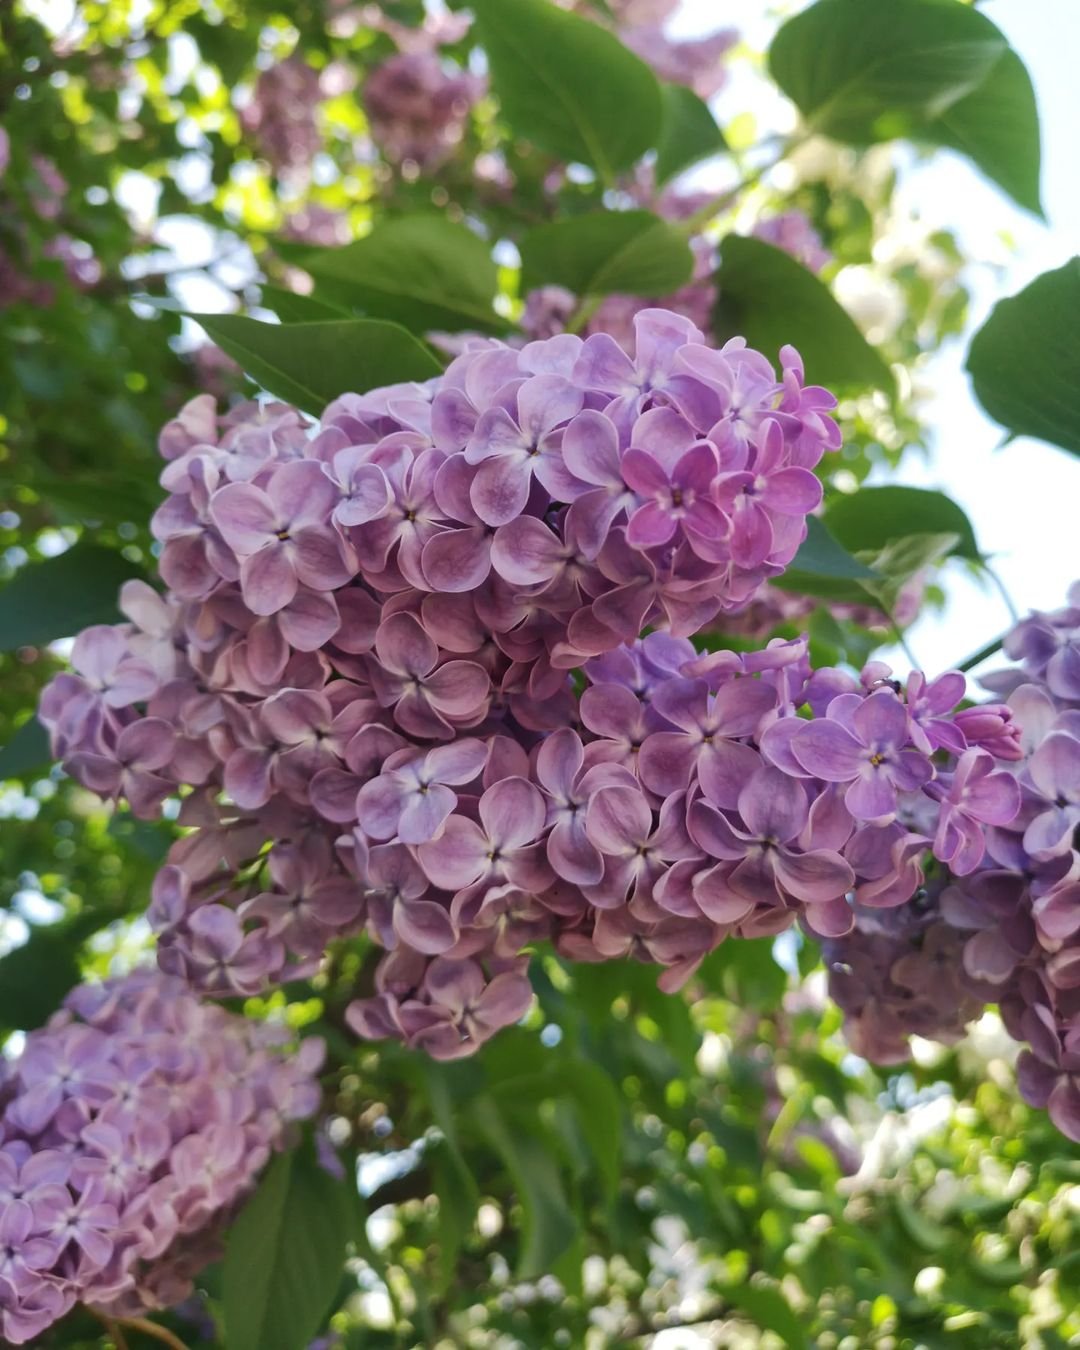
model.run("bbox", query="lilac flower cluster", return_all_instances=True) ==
[363,53,484,171]
[578,0,737,100]
[0,972,321,1345]
[753,210,832,275]
[823,894,991,1064]
[0,152,101,310]
[39,311,1018,1066]
[241,58,324,175]
[822,584,1080,1140]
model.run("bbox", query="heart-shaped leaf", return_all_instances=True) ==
[471,0,662,182]
[191,315,442,415]
[520,210,694,297]
[715,236,894,393]
[300,216,505,333]
[966,259,1080,458]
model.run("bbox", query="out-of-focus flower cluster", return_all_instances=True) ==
[362,9,484,174]
[241,58,326,176]
[752,210,832,275]
[568,0,737,100]
[0,972,321,1345]
[39,309,1025,1070]
[824,584,1080,1140]
[0,147,101,309]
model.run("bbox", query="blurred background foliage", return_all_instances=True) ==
[2,0,1077,1345]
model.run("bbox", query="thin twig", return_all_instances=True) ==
[985,562,1020,623]
[956,634,1006,674]
[565,292,602,334]
[676,133,808,238]
[100,1314,130,1350]
[883,604,919,670]
[117,1317,192,1350]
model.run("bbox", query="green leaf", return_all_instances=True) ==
[719,1283,808,1348]
[823,486,981,562]
[0,717,50,780]
[489,1062,622,1205]
[969,1255,1028,1287]
[519,210,694,298]
[655,84,728,184]
[925,48,1042,215]
[300,216,505,333]
[768,0,1039,213]
[777,517,881,602]
[966,259,1080,458]
[423,1063,480,1288]
[0,912,102,1031]
[473,1094,579,1278]
[862,532,959,610]
[224,1145,355,1350]
[0,544,144,651]
[31,474,160,527]
[258,285,347,324]
[714,236,894,393]
[190,315,443,415]
[470,0,662,181]
[769,0,1006,144]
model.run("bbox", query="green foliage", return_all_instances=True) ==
[0,716,50,780]
[0,544,144,650]
[519,210,694,296]
[471,0,663,180]
[966,258,1080,457]
[0,911,101,1032]
[258,286,348,323]
[769,0,1041,211]
[655,84,729,184]
[223,1142,356,1350]
[823,485,982,562]
[191,316,443,413]
[715,235,895,393]
[299,217,506,333]
[770,0,1005,141]
[1,2,1075,1347]
[779,516,882,602]
[925,48,1044,215]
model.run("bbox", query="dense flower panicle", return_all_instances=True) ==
[38,308,1034,1073]
[241,58,324,174]
[822,896,989,1064]
[819,581,1080,1143]
[0,972,321,1344]
[363,52,484,170]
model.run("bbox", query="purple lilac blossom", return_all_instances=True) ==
[241,57,324,175]
[819,581,1080,1145]
[363,53,484,171]
[0,971,321,1344]
[39,310,1020,1070]
[752,211,832,274]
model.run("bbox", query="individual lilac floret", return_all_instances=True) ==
[781,690,934,822]
[0,972,321,1344]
